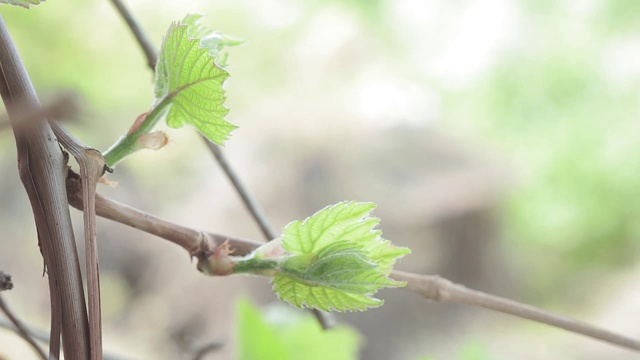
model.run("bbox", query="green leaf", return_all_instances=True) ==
[273,201,410,311]
[273,275,384,312]
[154,16,237,145]
[1,0,43,8]
[281,202,377,255]
[279,242,399,294]
[274,308,361,360]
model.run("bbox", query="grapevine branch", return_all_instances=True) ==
[65,176,640,352]
[389,271,640,352]
[0,17,90,360]
[0,91,108,360]
[107,0,334,330]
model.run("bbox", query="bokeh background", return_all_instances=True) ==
[1,0,640,359]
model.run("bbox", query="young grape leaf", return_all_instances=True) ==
[154,16,237,145]
[273,201,410,311]
[1,0,43,8]
[181,13,244,67]
[280,242,399,293]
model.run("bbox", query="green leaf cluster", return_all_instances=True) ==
[103,14,240,166]
[236,299,361,360]
[272,202,410,312]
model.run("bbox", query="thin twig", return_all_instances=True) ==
[390,271,640,352]
[108,0,157,69]
[0,286,48,360]
[0,317,49,343]
[66,185,640,353]
[107,0,334,330]
[0,318,133,360]
[201,139,278,240]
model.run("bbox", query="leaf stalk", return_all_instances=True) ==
[103,97,172,166]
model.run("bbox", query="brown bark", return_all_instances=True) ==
[0,17,90,360]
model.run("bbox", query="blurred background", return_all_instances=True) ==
[1,0,640,358]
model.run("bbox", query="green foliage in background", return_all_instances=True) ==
[443,3,640,293]
[236,299,361,360]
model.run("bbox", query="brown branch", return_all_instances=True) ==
[390,271,640,352]
[0,16,89,360]
[66,171,261,256]
[66,182,640,353]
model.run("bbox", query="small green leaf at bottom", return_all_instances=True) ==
[236,299,361,360]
